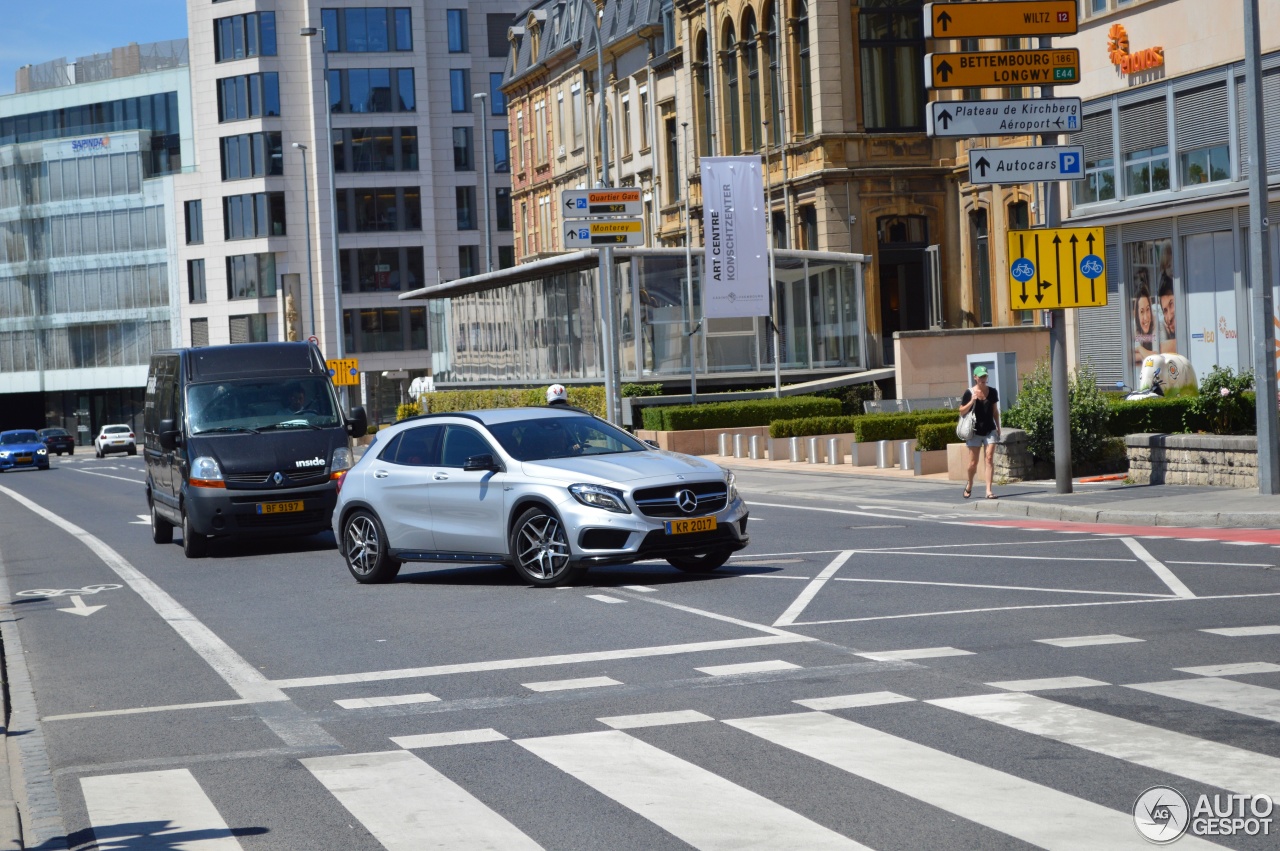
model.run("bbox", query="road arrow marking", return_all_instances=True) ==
[59,595,105,617]
[130,514,149,525]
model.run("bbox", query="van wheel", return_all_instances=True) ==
[151,502,174,544]
[666,547,733,573]
[342,510,400,583]
[128,445,137,456]
[182,510,208,558]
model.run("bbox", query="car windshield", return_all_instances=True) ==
[486,416,646,462]
[41,429,68,437]
[103,426,130,434]
[187,377,341,435]
[1,431,39,444]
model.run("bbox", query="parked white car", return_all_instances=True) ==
[95,424,137,458]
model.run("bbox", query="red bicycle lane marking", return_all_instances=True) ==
[972,518,1280,545]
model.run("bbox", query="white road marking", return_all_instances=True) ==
[71,468,147,485]
[517,729,868,850]
[1224,541,1266,546]
[696,660,800,677]
[622,585,657,592]
[1170,561,1275,567]
[855,647,973,661]
[521,676,622,692]
[1127,677,1280,723]
[392,729,508,749]
[1201,625,1280,637]
[303,750,542,850]
[632,593,812,638]
[1035,634,1144,648]
[585,594,626,604]
[1178,538,1216,542]
[861,551,1138,563]
[726,711,1217,850]
[43,697,256,722]
[598,710,715,729]
[773,550,854,626]
[1121,537,1195,598]
[793,692,915,710]
[1055,530,1090,534]
[748,500,929,524]
[832,577,1171,598]
[335,692,440,709]
[1091,532,1128,537]
[129,514,150,525]
[1175,662,1280,677]
[930,692,1280,799]
[985,677,1109,691]
[81,768,244,850]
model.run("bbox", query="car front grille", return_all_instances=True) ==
[234,508,329,529]
[224,469,329,487]
[633,481,728,518]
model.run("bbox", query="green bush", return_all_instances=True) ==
[1004,361,1111,464]
[853,409,959,442]
[769,416,858,439]
[399,386,607,420]
[1189,365,1256,435]
[622,383,664,397]
[916,422,962,452]
[641,396,839,431]
[1106,396,1200,436]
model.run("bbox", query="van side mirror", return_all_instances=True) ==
[346,406,368,438]
[463,453,502,472]
[158,418,180,452]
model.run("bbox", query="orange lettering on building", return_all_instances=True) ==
[1107,24,1164,75]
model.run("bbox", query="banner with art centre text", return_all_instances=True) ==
[701,156,770,318]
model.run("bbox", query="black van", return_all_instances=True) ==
[144,342,367,558]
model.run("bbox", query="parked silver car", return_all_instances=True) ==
[333,407,749,586]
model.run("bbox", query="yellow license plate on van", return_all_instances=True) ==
[257,501,304,515]
[665,516,716,535]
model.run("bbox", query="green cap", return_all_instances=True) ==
[973,365,988,378]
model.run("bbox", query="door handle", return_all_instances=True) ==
[433,473,449,481]
[374,469,389,479]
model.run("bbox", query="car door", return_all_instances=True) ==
[368,425,442,553]
[427,424,507,555]
[147,358,177,510]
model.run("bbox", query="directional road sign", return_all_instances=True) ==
[1007,227,1107,309]
[927,97,1081,138]
[924,49,1079,89]
[968,145,1085,185]
[562,189,643,219]
[924,1,1077,39]
[565,219,645,247]
[327,358,360,386]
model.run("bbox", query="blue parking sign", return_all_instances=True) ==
[1059,152,1081,174]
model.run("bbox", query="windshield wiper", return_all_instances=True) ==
[195,425,260,435]
[259,421,323,431]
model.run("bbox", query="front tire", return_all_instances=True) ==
[128,445,137,456]
[152,501,174,544]
[342,510,400,583]
[666,546,734,573]
[95,446,103,458]
[181,510,208,558]
[509,506,582,587]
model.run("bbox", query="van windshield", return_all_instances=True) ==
[187,377,341,435]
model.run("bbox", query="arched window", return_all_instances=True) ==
[694,32,711,157]
[792,0,813,136]
[764,2,782,146]
[742,10,762,152]
[722,23,741,154]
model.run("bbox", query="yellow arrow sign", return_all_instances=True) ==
[924,1,1077,39]
[925,49,1080,89]
[1007,228,1107,310]
[327,358,360,386]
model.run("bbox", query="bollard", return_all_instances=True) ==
[789,436,803,462]
[876,440,892,468]
[807,437,821,464]
[828,437,841,465]
[898,440,913,470]
[718,433,730,456]
[733,434,746,458]
[749,435,761,460]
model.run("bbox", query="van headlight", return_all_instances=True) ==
[725,470,738,502]
[331,447,353,480]
[569,483,630,514]
[190,456,225,488]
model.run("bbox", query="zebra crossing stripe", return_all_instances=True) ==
[930,692,1280,798]
[1126,677,1280,723]
[81,768,244,850]
[302,750,541,850]
[725,711,1222,850]
[516,730,867,850]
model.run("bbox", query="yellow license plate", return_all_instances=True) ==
[16,456,31,463]
[257,501,304,515]
[665,516,717,535]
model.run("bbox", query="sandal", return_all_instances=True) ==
[962,486,972,499]
[985,493,998,500]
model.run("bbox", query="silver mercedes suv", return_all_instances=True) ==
[333,407,749,586]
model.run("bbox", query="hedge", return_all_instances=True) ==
[769,415,858,439]
[854,409,959,443]
[641,396,839,431]
[399,386,607,420]
[1105,396,1199,437]
[916,422,962,452]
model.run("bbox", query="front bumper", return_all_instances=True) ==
[184,481,338,538]
[563,494,750,566]
[0,453,49,471]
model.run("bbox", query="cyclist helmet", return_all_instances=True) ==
[546,384,568,405]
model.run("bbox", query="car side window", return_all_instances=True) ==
[377,432,403,462]
[439,425,494,468]
[392,425,443,467]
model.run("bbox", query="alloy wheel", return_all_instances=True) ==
[515,514,571,581]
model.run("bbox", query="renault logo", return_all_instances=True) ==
[273,472,283,486]
[675,489,698,514]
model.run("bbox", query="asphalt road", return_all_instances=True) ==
[2,455,1280,849]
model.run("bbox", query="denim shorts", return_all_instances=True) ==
[966,430,999,448]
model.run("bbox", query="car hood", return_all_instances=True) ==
[187,430,342,474]
[519,450,725,486]
[0,442,45,453]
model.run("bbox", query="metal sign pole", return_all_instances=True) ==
[1040,34,1072,494]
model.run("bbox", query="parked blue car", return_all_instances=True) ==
[0,430,50,472]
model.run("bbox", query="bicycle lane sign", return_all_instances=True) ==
[1006,227,1108,309]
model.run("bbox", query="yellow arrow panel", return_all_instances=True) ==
[926,1,1077,39]
[1006,228,1107,310]
[327,358,361,386]
[926,49,1079,89]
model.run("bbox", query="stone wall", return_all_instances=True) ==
[1126,433,1258,488]
[946,428,1039,481]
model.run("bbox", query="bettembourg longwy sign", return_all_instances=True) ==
[927,97,1081,138]
[968,146,1086,185]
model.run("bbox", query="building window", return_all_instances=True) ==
[970,209,992,327]
[664,117,681,205]
[516,110,525,171]
[229,314,269,344]
[447,9,469,53]
[226,253,277,299]
[798,204,818,250]
[487,14,510,57]
[695,34,711,156]
[184,200,203,245]
[1181,145,1229,186]
[858,0,924,132]
[338,187,422,232]
[660,0,676,53]
[187,259,207,303]
[355,308,405,353]
[490,73,507,114]
[743,11,762,151]
[1176,83,1231,187]
[571,84,584,149]
[215,12,277,62]
[1073,110,1116,205]
[498,245,516,269]
[339,246,424,293]
[1120,97,1169,196]
[217,73,281,122]
[333,127,418,172]
[793,0,817,135]
[190,318,209,347]
[457,186,477,230]
[453,127,474,170]
[556,93,566,148]
[620,96,632,157]
[496,187,512,230]
[765,2,782,147]
[1125,147,1170,195]
[329,69,415,113]
[450,70,471,112]
[535,101,548,165]
[639,89,650,150]
[493,129,510,172]
[459,245,479,278]
[722,24,742,154]
[223,192,286,239]
[538,196,552,251]
[319,8,413,52]
[220,132,283,180]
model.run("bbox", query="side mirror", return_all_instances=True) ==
[463,453,502,472]
[346,406,368,438]
[158,418,179,452]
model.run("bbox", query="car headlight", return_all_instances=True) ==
[0,452,9,459]
[568,483,630,514]
[36,448,46,456]
[331,446,353,480]
[189,456,225,488]
[725,470,739,502]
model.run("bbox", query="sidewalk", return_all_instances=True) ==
[721,454,1280,529]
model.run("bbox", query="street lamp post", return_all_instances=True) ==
[682,121,697,402]
[473,92,493,273]
[291,142,316,339]
[300,24,348,408]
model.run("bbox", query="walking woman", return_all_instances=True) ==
[961,365,1001,499]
